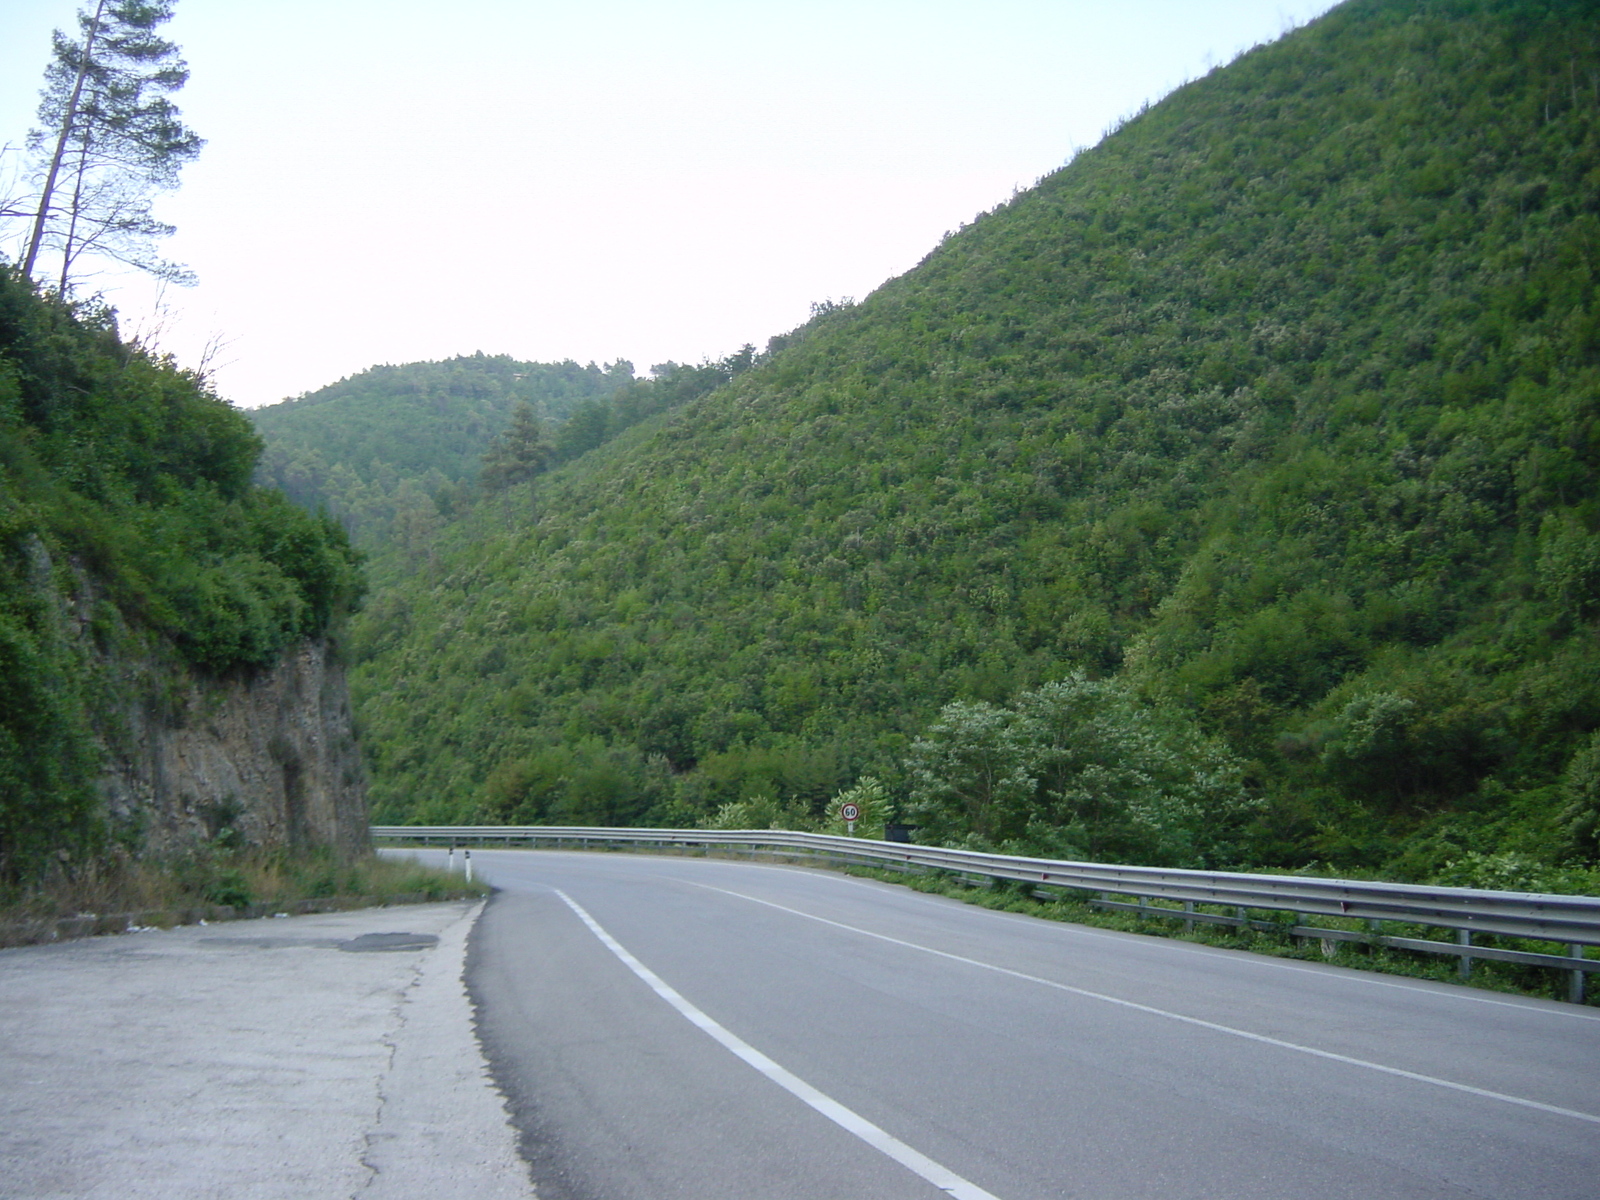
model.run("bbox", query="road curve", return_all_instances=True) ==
[455,847,1600,1200]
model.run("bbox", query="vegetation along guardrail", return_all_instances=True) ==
[372,826,1600,1004]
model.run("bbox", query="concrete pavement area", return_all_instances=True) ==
[0,900,535,1199]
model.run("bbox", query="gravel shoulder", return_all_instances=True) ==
[0,900,534,1200]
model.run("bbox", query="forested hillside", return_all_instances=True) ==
[351,0,1600,887]
[250,355,635,548]
[250,351,769,553]
[0,268,363,881]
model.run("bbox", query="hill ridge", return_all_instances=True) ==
[350,0,1600,887]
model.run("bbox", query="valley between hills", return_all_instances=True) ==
[6,0,1600,927]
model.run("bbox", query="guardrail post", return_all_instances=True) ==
[1571,944,1586,1005]
[1458,928,1473,980]
[1183,901,1194,933]
[1236,906,1247,931]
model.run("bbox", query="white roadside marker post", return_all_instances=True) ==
[465,849,473,883]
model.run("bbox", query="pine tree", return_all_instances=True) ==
[18,0,203,292]
[480,402,554,492]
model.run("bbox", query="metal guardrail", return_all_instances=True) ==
[372,825,1600,1002]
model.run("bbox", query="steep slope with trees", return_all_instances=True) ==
[351,0,1600,885]
[0,267,365,884]
[251,350,764,554]
[250,355,634,550]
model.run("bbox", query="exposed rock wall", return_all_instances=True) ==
[97,638,369,859]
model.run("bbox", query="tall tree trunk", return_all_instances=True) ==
[55,134,93,296]
[21,0,107,283]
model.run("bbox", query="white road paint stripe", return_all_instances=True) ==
[467,849,1600,1021]
[818,868,1600,1023]
[553,889,1005,1200]
[692,882,1600,1127]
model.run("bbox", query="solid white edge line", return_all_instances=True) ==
[457,848,1600,1022]
[689,882,1600,1128]
[553,889,1004,1200]
[816,868,1600,1022]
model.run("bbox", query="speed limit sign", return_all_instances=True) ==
[840,802,861,823]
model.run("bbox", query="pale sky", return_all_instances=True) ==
[1,1,1342,409]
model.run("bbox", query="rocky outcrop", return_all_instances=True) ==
[97,638,369,859]
[20,533,369,862]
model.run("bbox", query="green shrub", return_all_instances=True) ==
[0,267,366,884]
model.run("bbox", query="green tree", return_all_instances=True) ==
[906,701,1034,844]
[1010,677,1251,866]
[479,400,553,492]
[907,677,1250,866]
[1561,731,1600,862]
[17,0,203,291]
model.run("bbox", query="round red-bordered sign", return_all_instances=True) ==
[840,802,861,822]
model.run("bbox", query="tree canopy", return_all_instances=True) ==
[12,0,202,292]
[480,402,554,493]
[250,355,637,551]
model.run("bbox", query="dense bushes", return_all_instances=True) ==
[906,677,1253,868]
[0,572,100,878]
[163,490,363,670]
[0,267,363,880]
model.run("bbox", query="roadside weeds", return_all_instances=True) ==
[0,851,487,948]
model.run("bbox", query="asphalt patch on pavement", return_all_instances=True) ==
[340,932,441,952]
[196,932,440,953]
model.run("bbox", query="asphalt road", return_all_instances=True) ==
[451,847,1600,1200]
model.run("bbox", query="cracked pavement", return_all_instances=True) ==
[0,900,533,1199]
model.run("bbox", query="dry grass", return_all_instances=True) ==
[0,846,487,938]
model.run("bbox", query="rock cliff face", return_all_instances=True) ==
[97,638,369,860]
